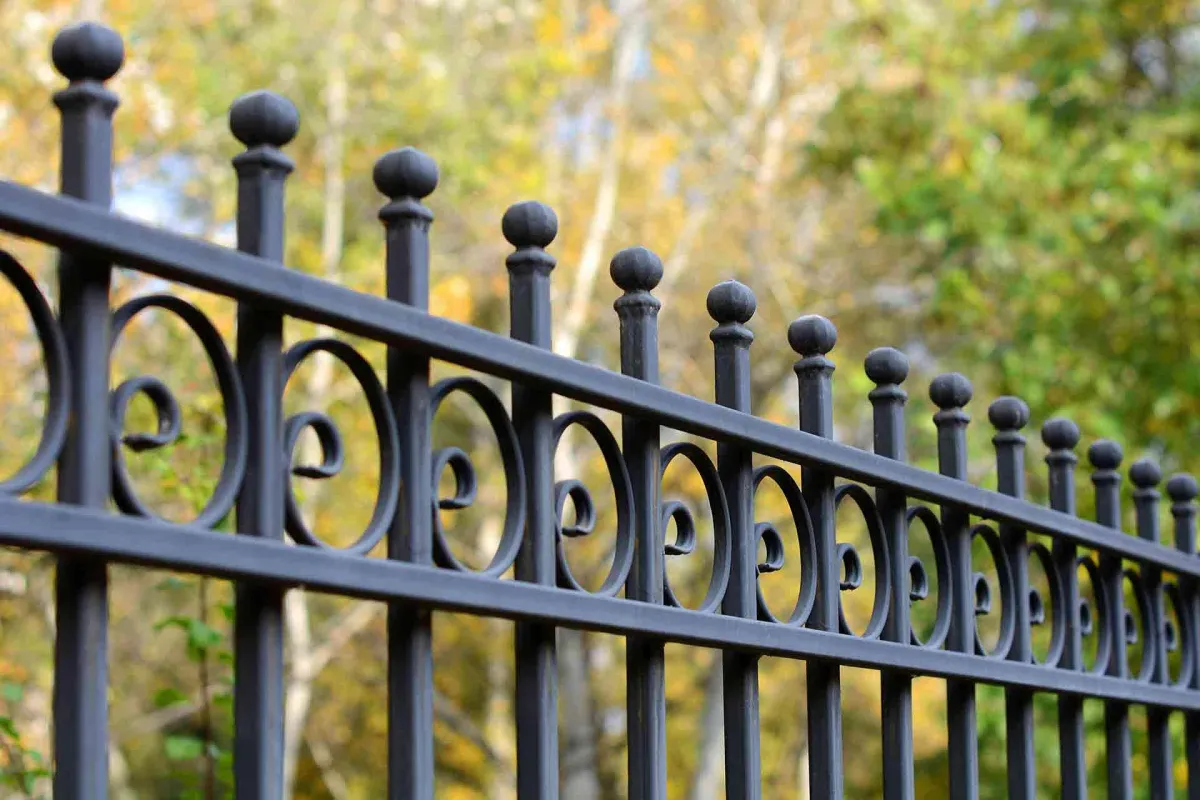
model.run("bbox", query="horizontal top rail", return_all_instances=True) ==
[0,180,1194,577]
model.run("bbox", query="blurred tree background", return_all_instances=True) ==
[0,0,1197,797]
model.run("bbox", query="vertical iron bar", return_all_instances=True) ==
[1088,440,1131,800]
[50,22,124,799]
[503,202,560,799]
[1166,473,1199,798]
[375,148,439,800]
[229,90,298,800]
[709,281,760,800]
[612,247,667,800]
[788,315,842,800]
[989,398,1035,800]
[866,348,914,800]
[1042,418,1086,800]
[929,373,976,800]
[1131,459,1171,799]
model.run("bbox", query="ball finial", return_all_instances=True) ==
[1041,417,1081,451]
[372,147,438,200]
[1087,440,1124,471]
[229,90,300,150]
[610,247,664,293]
[502,201,558,249]
[863,347,909,386]
[1167,473,1199,503]
[706,280,755,324]
[51,21,124,83]
[787,315,837,357]
[987,396,1029,431]
[1129,458,1163,489]
[929,373,973,410]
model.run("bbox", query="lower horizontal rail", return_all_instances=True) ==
[1,498,1196,710]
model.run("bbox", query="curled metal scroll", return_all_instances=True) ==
[1026,543,1065,667]
[551,411,633,596]
[1162,581,1194,688]
[282,338,397,554]
[751,465,816,626]
[971,523,1016,659]
[904,506,952,649]
[108,294,246,529]
[1076,554,1112,676]
[832,484,890,640]
[429,377,525,577]
[660,442,731,614]
[0,251,69,495]
[1122,568,1156,683]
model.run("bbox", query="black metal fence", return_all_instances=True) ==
[1,20,1197,800]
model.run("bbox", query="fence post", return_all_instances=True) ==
[866,347,913,800]
[1167,473,1199,798]
[929,373,976,800]
[989,397,1035,800]
[503,201,560,799]
[612,246,667,800]
[229,89,298,800]
[1131,458,1172,798]
[1087,440,1131,800]
[50,22,124,798]
[709,280,760,800]
[1042,418,1086,799]
[788,315,842,799]
[375,147,439,799]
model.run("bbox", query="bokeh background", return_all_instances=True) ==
[1,0,1198,797]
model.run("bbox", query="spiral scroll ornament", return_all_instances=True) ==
[904,506,953,649]
[551,411,634,595]
[969,523,1016,659]
[282,338,398,554]
[0,251,69,495]
[108,294,247,528]
[832,484,891,639]
[428,377,525,576]
[751,465,816,626]
[660,442,731,614]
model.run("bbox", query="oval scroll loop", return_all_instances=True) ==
[282,338,397,555]
[832,483,890,640]
[109,294,247,529]
[1123,568,1157,683]
[751,465,816,627]
[551,410,634,596]
[0,251,69,495]
[1027,542,1065,668]
[1163,581,1194,688]
[970,523,1015,660]
[904,505,952,650]
[1075,554,1111,676]
[428,377,525,577]
[661,442,730,615]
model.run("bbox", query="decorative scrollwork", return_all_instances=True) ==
[970,523,1015,659]
[551,411,633,596]
[0,251,69,495]
[660,442,730,614]
[108,294,246,528]
[282,338,397,554]
[1162,580,1194,688]
[1122,568,1156,683]
[751,465,816,626]
[1026,543,1064,667]
[1075,554,1111,676]
[904,506,951,649]
[832,484,890,639]
[429,377,525,576]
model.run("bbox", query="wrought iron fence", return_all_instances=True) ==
[0,20,1197,800]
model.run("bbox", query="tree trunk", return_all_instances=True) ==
[687,656,725,800]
